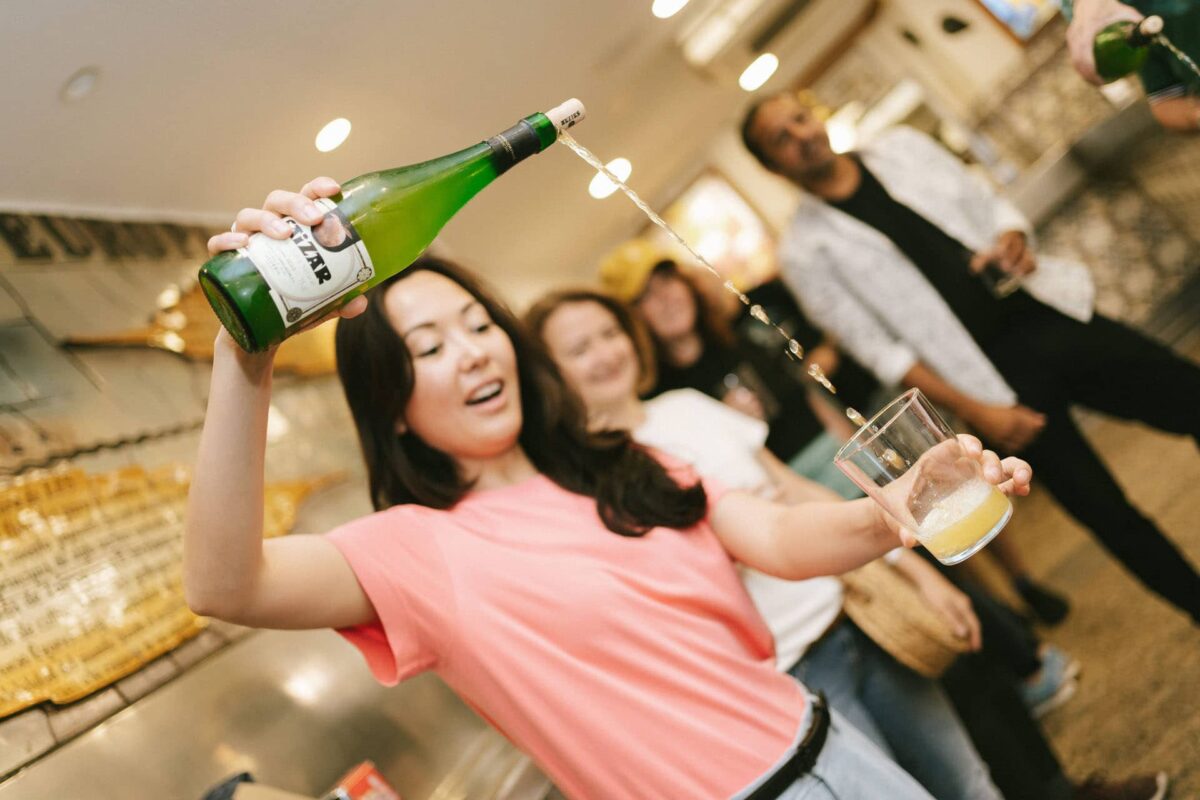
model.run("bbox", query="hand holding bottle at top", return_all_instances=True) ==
[1064,0,1146,84]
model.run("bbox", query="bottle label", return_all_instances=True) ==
[240,198,374,326]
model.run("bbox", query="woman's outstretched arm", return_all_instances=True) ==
[712,435,1031,580]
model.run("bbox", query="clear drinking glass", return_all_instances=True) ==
[834,389,1012,565]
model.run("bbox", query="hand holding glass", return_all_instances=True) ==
[835,389,1017,565]
[979,259,1022,298]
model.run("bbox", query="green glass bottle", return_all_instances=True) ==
[198,99,586,352]
[1094,15,1164,82]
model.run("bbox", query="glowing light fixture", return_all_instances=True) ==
[652,0,690,18]
[589,158,633,199]
[283,667,331,706]
[315,118,352,152]
[738,53,779,92]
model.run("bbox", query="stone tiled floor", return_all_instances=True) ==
[965,327,1200,795]
[1039,175,1199,325]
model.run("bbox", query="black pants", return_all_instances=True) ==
[984,301,1200,621]
[941,652,1071,800]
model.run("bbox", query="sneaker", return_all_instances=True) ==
[1021,644,1081,717]
[1040,643,1083,683]
[1016,577,1071,625]
[1023,673,1078,718]
[1073,772,1169,800]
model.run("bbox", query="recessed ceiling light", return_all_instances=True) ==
[315,118,352,152]
[739,53,779,92]
[60,67,100,103]
[652,0,689,19]
[589,158,632,199]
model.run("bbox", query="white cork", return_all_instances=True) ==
[546,98,586,132]
[1140,15,1164,36]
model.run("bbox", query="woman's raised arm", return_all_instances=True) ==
[184,178,376,630]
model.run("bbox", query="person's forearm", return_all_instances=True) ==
[184,339,275,616]
[902,362,981,423]
[770,498,901,579]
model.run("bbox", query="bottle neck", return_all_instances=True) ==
[1126,16,1163,48]
[486,113,556,175]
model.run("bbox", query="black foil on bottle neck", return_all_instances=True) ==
[487,120,541,174]
[1127,16,1161,47]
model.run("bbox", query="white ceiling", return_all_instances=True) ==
[1,0,840,302]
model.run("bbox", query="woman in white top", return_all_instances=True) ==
[526,288,1005,800]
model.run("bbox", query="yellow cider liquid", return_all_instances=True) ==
[916,480,1012,563]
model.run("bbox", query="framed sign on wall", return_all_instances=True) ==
[972,0,1061,43]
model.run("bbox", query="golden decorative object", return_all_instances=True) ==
[0,465,342,717]
[64,281,338,377]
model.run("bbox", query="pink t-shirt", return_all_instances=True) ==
[326,469,806,800]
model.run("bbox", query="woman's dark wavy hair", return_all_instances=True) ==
[334,255,707,537]
[643,261,736,371]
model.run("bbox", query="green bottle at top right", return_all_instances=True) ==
[1093,15,1164,82]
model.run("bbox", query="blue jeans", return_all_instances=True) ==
[788,621,1002,800]
[733,704,935,800]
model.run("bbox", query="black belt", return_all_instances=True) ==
[743,692,831,800]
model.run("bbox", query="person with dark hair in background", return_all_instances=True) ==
[741,91,1200,628]
[598,239,866,498]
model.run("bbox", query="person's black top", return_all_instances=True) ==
[741,278,879,416]
[829,157,1030,348]
[649,332,823,462]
